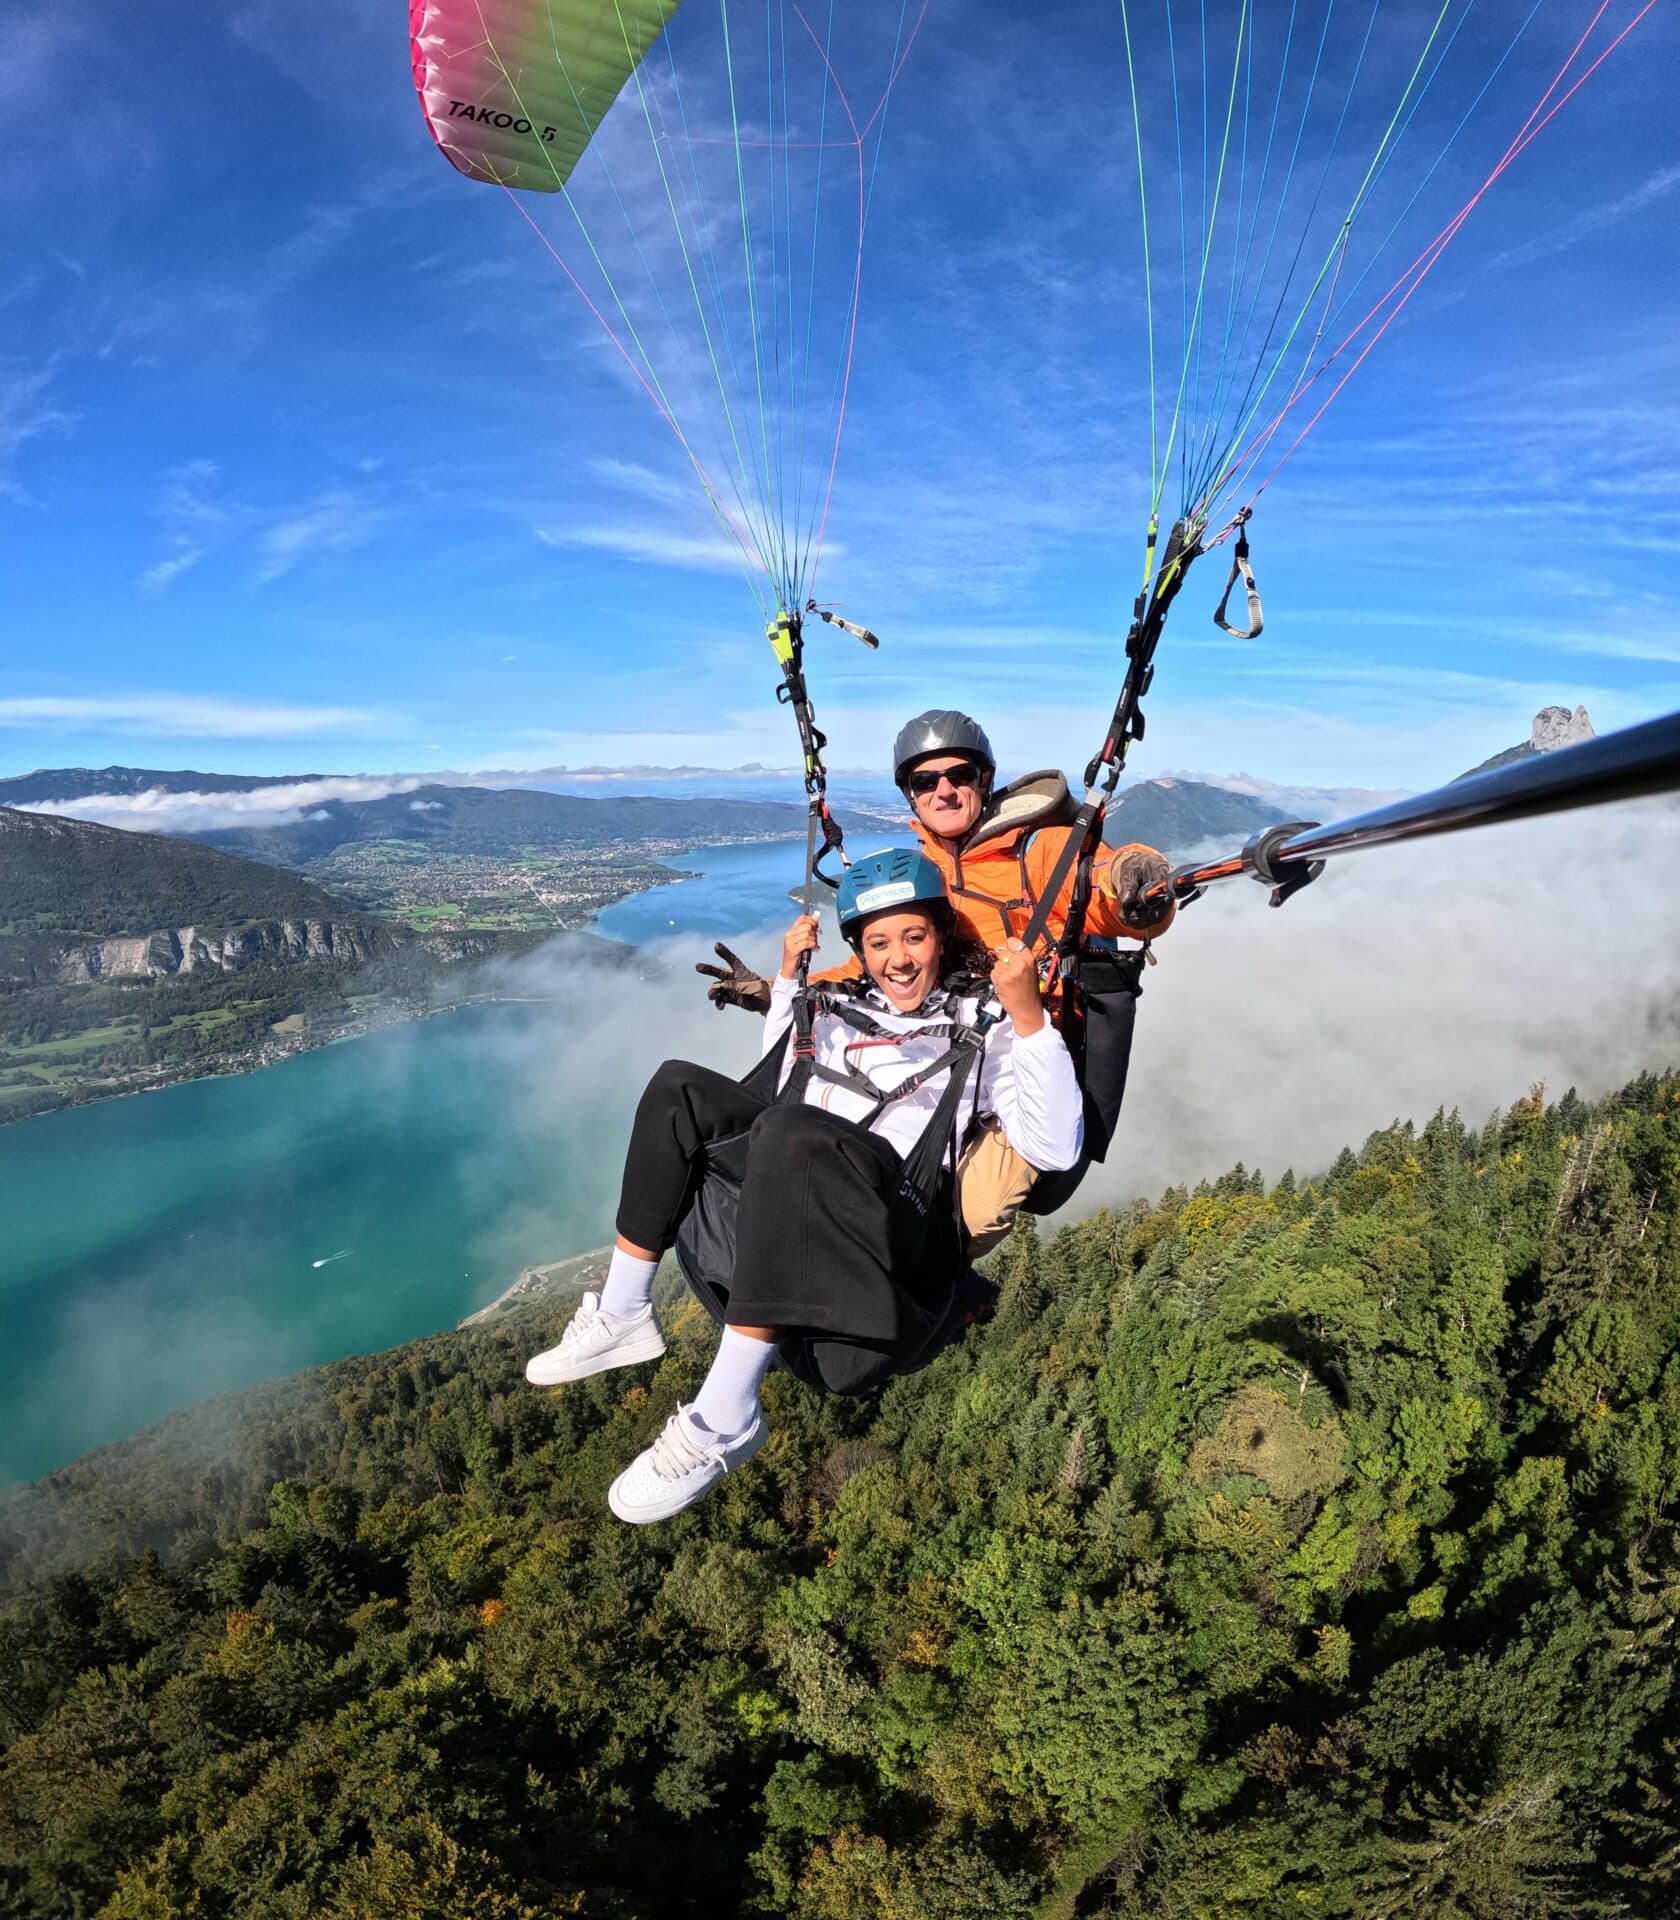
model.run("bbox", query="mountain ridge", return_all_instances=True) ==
[0,806,385,958]
[1104,776,1292,853]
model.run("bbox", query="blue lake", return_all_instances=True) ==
[594,838,810,946]
[0,837,852,1485]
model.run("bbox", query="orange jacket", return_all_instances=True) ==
[817,771,1174,1004]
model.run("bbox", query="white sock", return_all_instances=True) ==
[690,1327,776,1440]
[598,1248,658,1323]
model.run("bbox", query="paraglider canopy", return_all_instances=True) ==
[412,0,686,192]
[411,0,927,622]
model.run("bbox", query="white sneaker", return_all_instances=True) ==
[607,1407,766,1524]
[524,1292,666,1386]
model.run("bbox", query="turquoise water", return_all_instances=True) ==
[595,830,900,949]
[595,839,807,947]
[0,845,808,1485]
[0,1007,618,1483]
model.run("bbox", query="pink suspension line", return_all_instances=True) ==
[1200,0,1657,522]
[502,186,770,588]
[796,0,931,593]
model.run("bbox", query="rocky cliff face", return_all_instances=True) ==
[1531,704,1595,752]
[51,919,389,985]
[1459,705,1599,780]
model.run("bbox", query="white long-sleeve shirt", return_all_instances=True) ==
[763,974,1084,1172]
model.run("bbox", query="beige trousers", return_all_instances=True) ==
[956,1121,1039,1258]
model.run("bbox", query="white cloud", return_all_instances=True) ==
[140,459,234,588]
[139,553,202,591]
[257,489,384,581]
[20,776,424,834]
[141,462,387,589]
[1489,164,1680,273]
[0,358,77,502]
[0,694,386,738]
[535,521,754,573]
[1076,797,1680,1210]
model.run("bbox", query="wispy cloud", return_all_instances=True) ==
[257,488,386,581]
[535,521,751,573]
[141,459,241,588]
[204,184,408,339]
[1489,164,1680,273]
[1,6,160,218]
[0,694,387,737]
[142,462,386,588]
[0,358,77,502]
[21,776,423,834]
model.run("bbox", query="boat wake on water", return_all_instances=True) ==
[310,1249,352,1270]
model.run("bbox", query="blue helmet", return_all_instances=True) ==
[835,847,948,941]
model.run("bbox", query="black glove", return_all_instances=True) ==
[1109,847,1171,930]
[695,942,773,1014]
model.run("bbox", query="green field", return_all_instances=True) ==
[0,1003,270,1115]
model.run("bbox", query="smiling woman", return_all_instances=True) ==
[524,843,1086,1525]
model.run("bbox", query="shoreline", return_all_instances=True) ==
[457,1246,612,1326]
[0,830,803,1132]
[0,981,582,1133]
[458,1244,683,1328]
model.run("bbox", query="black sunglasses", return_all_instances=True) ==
[906,762,984,798]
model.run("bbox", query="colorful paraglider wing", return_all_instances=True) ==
[410,0,684,194]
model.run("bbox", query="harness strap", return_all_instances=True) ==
[1212,525,1264,639]
[1018,516,1203,966]
[773,986,999,1208]
[1017,801,1103,956]
[896,1029,991,1217]
[817,999,958,1043]
[785,985,818,1103]
[801,1036,979,1115]
[950,870,1029,920]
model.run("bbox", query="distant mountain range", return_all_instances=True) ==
[0,762,1296,863]
[0,766,808,866]
[0,766,303,805]
[198,784,804,867]
[1,704,1596,879]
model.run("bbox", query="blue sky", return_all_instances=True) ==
[3,0,1676,794]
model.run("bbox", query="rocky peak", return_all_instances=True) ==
[1531,705,1594,753]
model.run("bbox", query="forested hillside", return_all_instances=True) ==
[2,1072,1676,1917]
[0,809,475,1124]
[1104,777,1289,852]
[0,809,367,943]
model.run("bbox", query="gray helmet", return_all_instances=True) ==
[892,709,995,789]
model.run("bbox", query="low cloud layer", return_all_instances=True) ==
[1158,766,1412,820]
[483,797,1680,1222]
[1086,797,1680,1206]
[22,775,423,834]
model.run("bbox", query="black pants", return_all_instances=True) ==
[616,1059,963,1389]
